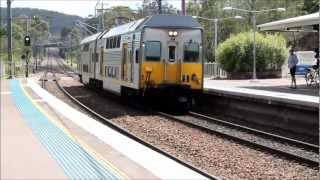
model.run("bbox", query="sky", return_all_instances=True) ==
[0,0,182,18]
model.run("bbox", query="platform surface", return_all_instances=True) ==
[1,79,210,180]
[1,80,67,179]
[204,77,319,108]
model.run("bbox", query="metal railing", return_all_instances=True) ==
[0,60,37,78]
[204,62,227,78]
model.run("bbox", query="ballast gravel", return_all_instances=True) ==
[42,61,319,179]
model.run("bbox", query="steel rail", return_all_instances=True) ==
[189,111,319,152]
[157,111,319,168]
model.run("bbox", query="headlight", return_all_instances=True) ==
[169,31,178,37]
[173,31,178,36]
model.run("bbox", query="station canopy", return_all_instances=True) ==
[258,12,319,32]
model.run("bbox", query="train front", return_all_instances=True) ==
[140,15,203,110]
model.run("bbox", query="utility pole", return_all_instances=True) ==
[252,0,257,80]
[7,0,13,78]
[70,35,72,67]
[182,0,186,16]
[158,0,162,14]
[214,19,218,62]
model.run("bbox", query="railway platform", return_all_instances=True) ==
[1,78,210,180]
[204,77,319,108]
[201,78,318,141]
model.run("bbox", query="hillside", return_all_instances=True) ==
[0,7,84,36]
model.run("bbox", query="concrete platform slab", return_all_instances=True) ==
[1,80,68,180]
[204,78,319,108]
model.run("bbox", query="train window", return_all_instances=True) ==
[168,46,176,62]
[109,38,114,49]
[83,44,89,52]
[112,37,117,48]
[106,39,110,49]
[135,49,139,63]
[83,64,89,72]
[105,66,107,77]
[145,41,161,61]
[184,42,200,62]
[117,36,121,48]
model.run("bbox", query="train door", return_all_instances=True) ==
[128,49,133,82]
[121,43,128,81]
[164,43,180,83]
[89,48,92,73]
[100,47,104,76]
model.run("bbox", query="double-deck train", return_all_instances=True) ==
[78,15,203,109]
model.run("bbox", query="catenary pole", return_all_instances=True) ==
[214,19,218,63]
[7,0,13,78]
[182,0,186,15]
[252,11,257,80]
[252,0,257,80]
[158,0,162,14]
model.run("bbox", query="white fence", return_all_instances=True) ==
[204,62,227,78]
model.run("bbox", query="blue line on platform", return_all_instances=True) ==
[10,80,122,180]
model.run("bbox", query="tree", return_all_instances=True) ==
[142,0,178,16]
[60,27,72,41]
[217,32,287,78]
[302,0,318,13]
[103,6,137,28]
[186,0,308,62]
[0,27,6,38]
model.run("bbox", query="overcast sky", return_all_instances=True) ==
[0,0,182,18]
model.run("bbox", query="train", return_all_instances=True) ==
[77,15,203,110]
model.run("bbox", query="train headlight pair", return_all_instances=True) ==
[168,31,178,37]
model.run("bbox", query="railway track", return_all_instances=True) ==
[43,54,319,170]
[42,55,218,180]
[189,112,319,152]
[156,111,319,167]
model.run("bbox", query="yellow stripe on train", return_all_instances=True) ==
[140,62,202,90]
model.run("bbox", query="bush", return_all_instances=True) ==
[217,32,287,77]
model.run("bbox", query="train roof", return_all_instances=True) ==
[102,18,147,38]
[81,15,202,43]
[140,15,202,29]
[102,15,202,38]
[80,33,101,45]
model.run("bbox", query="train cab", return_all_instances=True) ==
[139,15,203,108]
[79,15,203,110]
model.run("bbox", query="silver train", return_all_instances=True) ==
[77,15,204,109]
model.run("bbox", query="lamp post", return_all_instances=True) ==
[192,16,243,63]
[223,6,285,80]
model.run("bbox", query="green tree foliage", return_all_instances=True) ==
[83,4,178,34]
[12,23,23,40]
[217,32,287,74]
[187,0,311,61]
[1,15,49,62]
[141,0,178,16]
[60,27,72,40]
[302,0,319,13]
[0,28,6,38]
[103,6,137,29]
